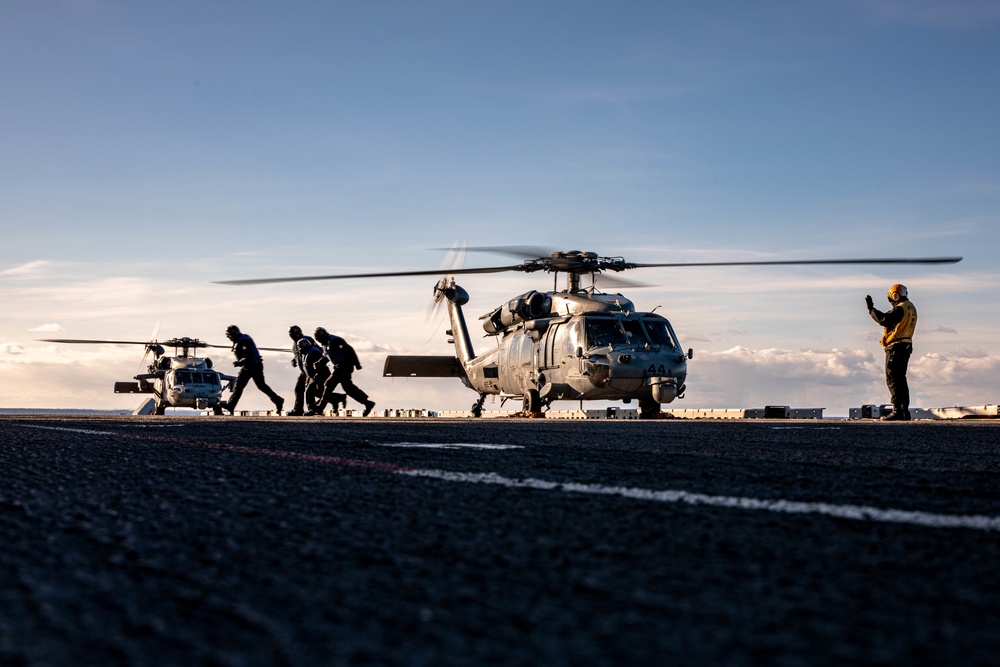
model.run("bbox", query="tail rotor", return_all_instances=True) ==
[423,242,466,342]
[138,321,162,373]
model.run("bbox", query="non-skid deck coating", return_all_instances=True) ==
[2,416,999,666]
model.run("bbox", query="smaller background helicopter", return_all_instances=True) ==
[40,336,249,415]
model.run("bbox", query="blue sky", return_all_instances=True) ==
[2,1,998,415]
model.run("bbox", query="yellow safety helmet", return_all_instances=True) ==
[887,284,908,302]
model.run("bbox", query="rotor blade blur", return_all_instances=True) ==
[629,257,963,269]
[594,274,653,289]
[214,264,524,285]
[435,245,554,260]
[424,243,465,334]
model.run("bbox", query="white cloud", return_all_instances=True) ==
[28,323,63,332]
[685,346,1000,417]
[0,260,49,277]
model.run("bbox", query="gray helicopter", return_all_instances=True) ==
[216,248,962,418]
[40,336,240,415]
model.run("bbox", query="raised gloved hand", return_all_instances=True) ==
[865,294,874,311]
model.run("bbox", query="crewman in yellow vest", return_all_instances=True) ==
[866,284,917,421]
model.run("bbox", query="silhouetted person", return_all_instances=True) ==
[295,337,331,415]
[287,325,316,416]
[223,325,284,415]
[314,327,376,416]
[866,284,917,421]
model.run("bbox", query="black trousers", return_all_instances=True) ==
[293,372,307,412]
[885,342,913,412]
[229,362,283,410]
[305,367,331,411]
[323,367,369,407]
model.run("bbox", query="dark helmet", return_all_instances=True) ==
[288,325,303,340]
[225,325,241,340]
[314,327,329,342]
[296,338,312,351]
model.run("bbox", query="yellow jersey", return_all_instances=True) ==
[881,300,917,348]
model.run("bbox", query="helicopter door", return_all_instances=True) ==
[541,323,560,369]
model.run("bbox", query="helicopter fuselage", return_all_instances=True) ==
[386,280,689,416]
[116,354,235,414]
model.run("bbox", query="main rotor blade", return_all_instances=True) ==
[214,264,524,286]
[39,338,290,353]
[202,343,288,353]
[629,257,962,269]
[39,338,158,346]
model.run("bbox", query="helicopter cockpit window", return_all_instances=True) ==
[585,317,627,349]
[175,371,192,384]
[642,318,680,350]
[620,319,648,346]
[190,372,203,384]
[205,372,221,386]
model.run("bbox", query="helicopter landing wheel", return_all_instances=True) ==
[471,394,486,418]
[153,402,166,416]
[639,397,661,420]
[523,389,541,414]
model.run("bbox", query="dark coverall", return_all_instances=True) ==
[299,345,331,413]
[228,334,284,412]
[291,334,317,413]
[869,299,917,419]
[320,335,369,410]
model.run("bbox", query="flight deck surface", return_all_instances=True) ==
[2,416,998,665]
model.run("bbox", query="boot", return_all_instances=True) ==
[880,407,909,421]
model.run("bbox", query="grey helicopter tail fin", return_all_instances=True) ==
[383,355,463,378]
[383,278,475,382]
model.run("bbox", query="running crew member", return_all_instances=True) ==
[223,325,284,415]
